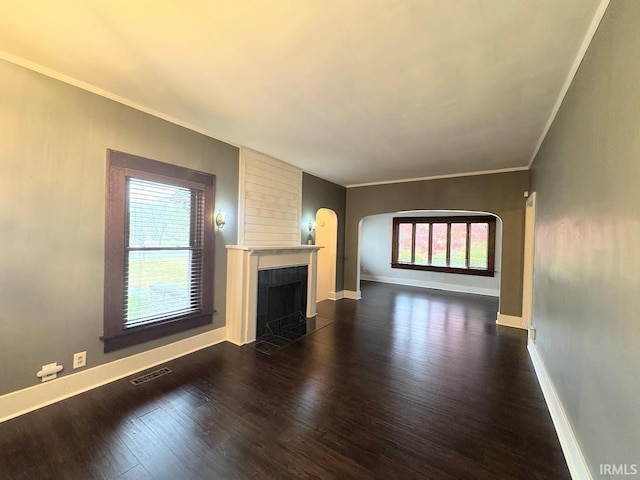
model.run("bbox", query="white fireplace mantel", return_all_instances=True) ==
[225,245,322,345]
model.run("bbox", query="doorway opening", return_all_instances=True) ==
[315,208,338,302]
[357,210,503,308]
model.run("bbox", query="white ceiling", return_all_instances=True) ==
[0,0,603,186]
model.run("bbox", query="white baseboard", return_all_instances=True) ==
[528,340,592,480]
[360,274,499,298]
[225,336,244,347]
[328,290,344,301]
[496,313,526,329]
[343,290,361,300]
[0,326,227,424]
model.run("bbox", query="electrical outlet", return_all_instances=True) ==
[73,351,87,369]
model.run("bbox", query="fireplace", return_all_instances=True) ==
[257,266,308,337]
[225,245,322,345]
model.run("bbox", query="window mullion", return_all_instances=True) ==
[446,222,451,267]
[411,222,416,264]
[465,222,471,268]
[428,222,433,265]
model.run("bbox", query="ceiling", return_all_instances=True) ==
[0,0,603,186]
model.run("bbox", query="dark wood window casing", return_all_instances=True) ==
[103,150,215,353]
[391,216,496,277]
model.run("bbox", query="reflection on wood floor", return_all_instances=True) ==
[0,281,570,479]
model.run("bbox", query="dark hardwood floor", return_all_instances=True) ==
[0,281,570,479]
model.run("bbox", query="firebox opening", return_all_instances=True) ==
[256,266,308,338]
[264,281,304,335]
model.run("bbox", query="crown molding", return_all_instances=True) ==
[346,166,529,189]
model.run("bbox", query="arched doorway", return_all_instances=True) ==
[358,210,503,306]
[315,208,338,302]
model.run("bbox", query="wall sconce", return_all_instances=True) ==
[308,219,316,232]
[215,210,226,229]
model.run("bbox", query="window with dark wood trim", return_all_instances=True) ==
[103,150,215,353]
[391,216,496,276]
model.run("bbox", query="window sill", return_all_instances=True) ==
[102,312,213,353]
[391,262,494,277]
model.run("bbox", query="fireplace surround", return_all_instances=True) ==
[225,245,321,345]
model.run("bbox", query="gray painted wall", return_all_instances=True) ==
[529,1,640,473]
[345,171,528,316]
[0,60,239,396]
[301,173,346,291]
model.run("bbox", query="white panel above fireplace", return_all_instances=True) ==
[238,148,302,246]
[226,245,322,346]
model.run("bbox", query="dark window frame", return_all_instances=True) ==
[391,216,496,277]
[103,150,215,353]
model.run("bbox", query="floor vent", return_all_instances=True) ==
[130,367,172,386]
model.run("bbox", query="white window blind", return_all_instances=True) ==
[124,177,204,328]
